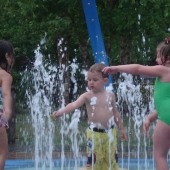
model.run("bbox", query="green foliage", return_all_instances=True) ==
[1,0,170,61]
[1,0,170,68]
[0,0,170,115]
[97,0,170,64]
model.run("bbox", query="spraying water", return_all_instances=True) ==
[21,45,57,169]
[116,73,155,170]
[20,44,86,170]
[18,44,158,170]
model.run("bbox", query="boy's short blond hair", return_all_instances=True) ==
[88,63,108,78]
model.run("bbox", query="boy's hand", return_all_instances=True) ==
[51,111,63,120]
[143,118,151,136]
[50,114,56,121]
[120,129,127,142]
[50,111,61,121]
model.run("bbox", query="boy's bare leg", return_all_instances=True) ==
[0,127,8,170]
[153,120,170,170]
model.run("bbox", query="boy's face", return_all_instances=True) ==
[87,71,108,92]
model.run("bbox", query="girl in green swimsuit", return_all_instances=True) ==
[102,37,170,170]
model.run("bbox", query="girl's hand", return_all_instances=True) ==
[102,66,117,75]
[143,118,151,136]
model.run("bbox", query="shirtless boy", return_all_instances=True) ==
[52,63,126,170]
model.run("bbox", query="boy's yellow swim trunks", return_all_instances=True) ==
[86,126,118,170]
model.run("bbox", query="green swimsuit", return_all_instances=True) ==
[154,78,170,125]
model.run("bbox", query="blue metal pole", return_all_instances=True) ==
[82,0,113,87]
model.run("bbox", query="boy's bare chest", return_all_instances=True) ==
[87,95,113,108]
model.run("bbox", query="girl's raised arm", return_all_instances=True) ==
[103,64,167,78]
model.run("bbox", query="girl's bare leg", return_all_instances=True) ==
[0,127,8,170]
[153,120,170,170]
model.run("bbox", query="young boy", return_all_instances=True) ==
[52,63,126,170]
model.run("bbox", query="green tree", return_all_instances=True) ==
[98,0,170,64]
[0,0,170,104]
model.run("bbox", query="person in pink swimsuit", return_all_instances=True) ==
[0,40,15,170]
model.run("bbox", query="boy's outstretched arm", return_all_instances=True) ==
[52,93,86,118]
[143,110,157,136]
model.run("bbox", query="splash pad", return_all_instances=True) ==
[6,46,162,170]
[6,1,170,170]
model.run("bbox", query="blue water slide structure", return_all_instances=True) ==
[82,0,113,87]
